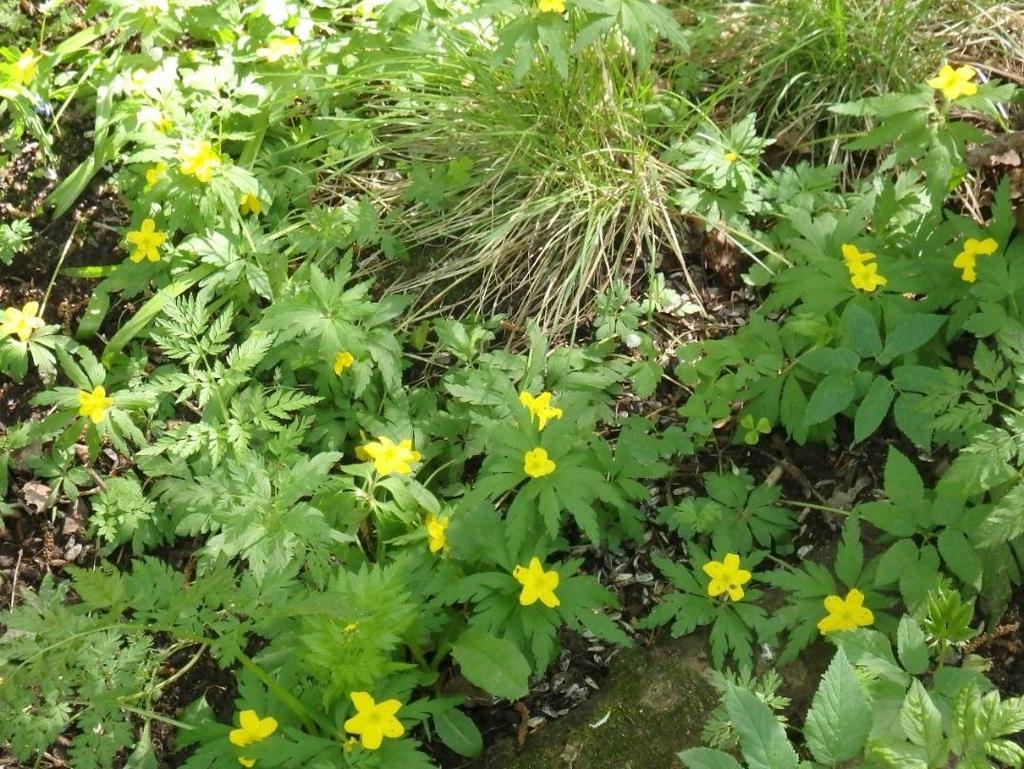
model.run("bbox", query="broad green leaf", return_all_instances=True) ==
[805,648,872,765]
[976,483,1024,547]
[936,528,982,589]
[841,303,882,358]
[724,686,799,769]
[804,374,856,426]
[896,616,929,676]
[899,680,946,767]
[884,448,925,513]
[451,631,531,701]
[878,314,945,365]
[433,707,483,758]
[678,747,744,769]
[854,376,894,443]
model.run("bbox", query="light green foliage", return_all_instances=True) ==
[2,0,1024,766]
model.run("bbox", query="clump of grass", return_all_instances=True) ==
[677,0,1024,162]
[315,37,698,331]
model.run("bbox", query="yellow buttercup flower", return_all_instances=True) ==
[10,49,40,86]
[724,151,739,163]
[817,588,874,634]
[239,192,263,215]
[519,391,563,430]
[537,0,565,11]
[178,140,221,183]
[953,237,998,283]
[229,709,278,768]
[257,36,301,62]
[77,386,113,424]
[361,436,422,476]
[927,64,978,101]
[849,261,887,292]
[1,301,45,341]
[841,243,875,268]
[523,447,556,478]
[425,511,450,554]
[343,622,359,632]
[333,350,355,375]
[144,162,167,190]
[513,557,560,608]
[343,692,404,750]
[126,218,168,263]
[702,553,752,602]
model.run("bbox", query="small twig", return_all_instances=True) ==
[9,548,23,610]
[41,217,82,314]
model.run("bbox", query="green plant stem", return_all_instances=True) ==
[118,704,196,731]
[41,217,81,314]
[236,650,320,735]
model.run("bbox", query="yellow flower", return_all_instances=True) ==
[343,692,405,750]
[178,140,221,183]
[702,553,752,601]
[343,622,359,632]
[425,512,450,554]
[239,192,263,215]
[333,350,355,375]
[724,151,739,163]
[1,301,45,341]
[126,218,168,263]
[144,162,167,190]
[77,386,114,424]
[361,436,422,476]
[229,709,277,767]
[513,557,560,607]
[257,36,301,62]
[927,64,978,100]
[953,237,998,283]
[841,243,876,268]
[537,0,565,11]
[519,391,563,430]
[523,447,556,478]
[849,261,887,292]
[11,48,40,86]
[817,588,874,634]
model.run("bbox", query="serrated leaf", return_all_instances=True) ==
[896,616,929,675]
[879,314,945,365]
[433,707,483,758]
[805,648,872,765]
[976,483,1024,547]
[900,680,946,766]
[805,374,856,426]
[451,631,531,701]
[854,376,894,443]
[724,686,799,769]
[678,747,744,769]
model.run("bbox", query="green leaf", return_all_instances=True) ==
[805,648,872,765]
[804,374,856,426]
[834,519,864,586]
[884,448,925,513]
[976,482,1024,547]
[678,747,744,769]
[936,529,982,589]
[433,707,483,758]
[451,631,531,701]
[101,265,216,366]
[899,680,946,767]
[854,376,894,443]
[841,303,882,358]
[879,314,945,365]
[894,392,933,449]
[724,686,799,769]
[896,616,929,676]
